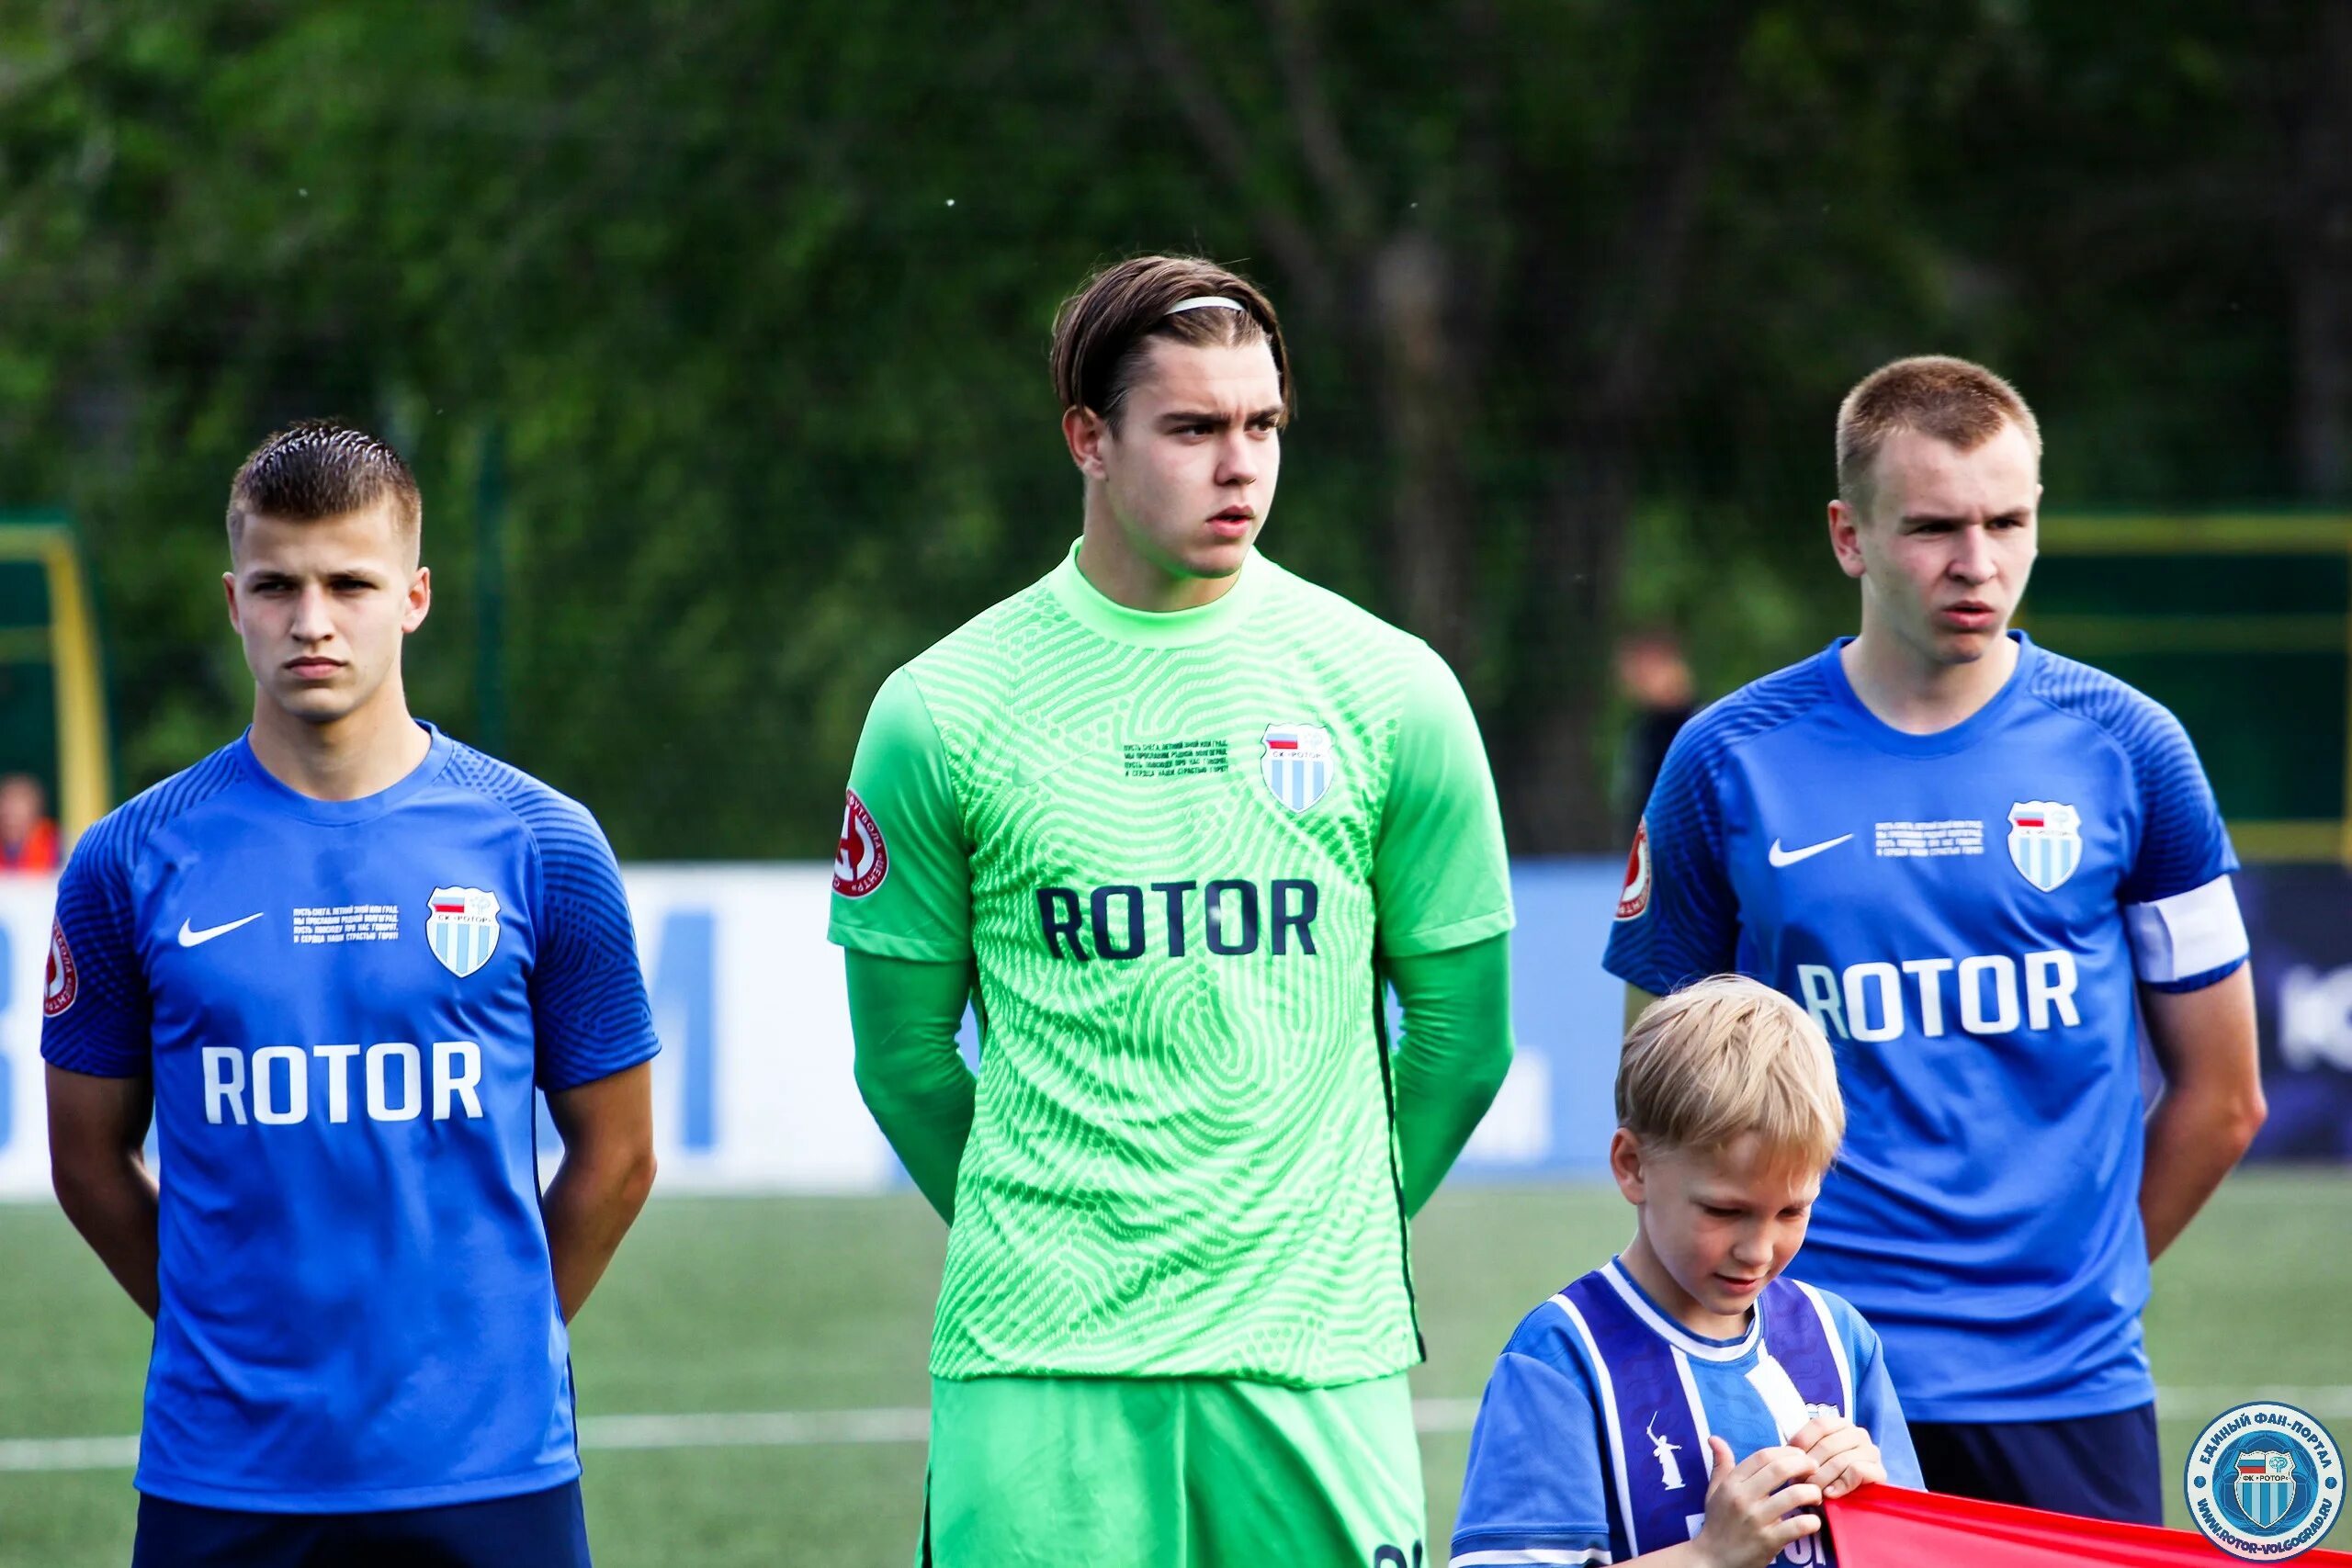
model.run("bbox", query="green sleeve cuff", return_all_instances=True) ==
[1380,904,1517,959]
[829,919,969,964]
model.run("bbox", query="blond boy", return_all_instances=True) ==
[1452,977,1920,1567]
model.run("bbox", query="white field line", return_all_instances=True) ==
[2,1388,2346,1474]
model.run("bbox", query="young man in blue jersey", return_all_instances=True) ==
[1604,357,2266,1525]
[1453,977,1919,1568]
[42,423,661,1568]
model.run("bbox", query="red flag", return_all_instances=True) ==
[1828,1484,2352,1566]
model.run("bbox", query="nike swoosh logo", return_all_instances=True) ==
[1768,834,1853,868]
[178,913,265,947]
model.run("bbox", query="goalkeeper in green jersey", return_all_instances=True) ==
[829,254,1517,1566]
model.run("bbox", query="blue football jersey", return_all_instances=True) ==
[1603,634,2247,1423]
[40,725,660,1511]
[1451,1258,1920,1568]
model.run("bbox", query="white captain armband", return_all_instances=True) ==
[2122,873,2249,987]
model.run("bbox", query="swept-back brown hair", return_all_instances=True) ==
[226,420,422,552]
[1836,355,2041,510]
[1049,255,1292,428]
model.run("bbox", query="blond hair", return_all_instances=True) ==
[1617,976,1844,1171]
[1836,355,2041,511]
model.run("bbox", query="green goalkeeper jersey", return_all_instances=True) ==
[829,540,1513,1386]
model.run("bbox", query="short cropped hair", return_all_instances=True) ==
[1618,976,1844,1172]
[1049,254,1292,429]
[1836,355,2041,510]
[227,420,422,551]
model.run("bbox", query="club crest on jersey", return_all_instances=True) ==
[834,788,888,897]
[2006,801,2083,892]
[42,919,76,1017]
[425,886,502,978]
[1261,723,1335,812]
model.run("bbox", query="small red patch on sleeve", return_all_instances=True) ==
[43,919,78,1017]
[832,789,890,899]
[1614,818,1653,921]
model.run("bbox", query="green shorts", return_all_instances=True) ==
[921,1372,1425,1567]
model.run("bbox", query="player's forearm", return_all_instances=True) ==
[52,1150,161,1319]
[845,951,977,1223]
[1389,933,1514,1215]
[47,1065,163,1319]
[855,1059,975,1223]
[2140,1077,2265,1260]
[541,1062,658,1320]
[2138,966,2265,1260]
[543,1137,658,1321]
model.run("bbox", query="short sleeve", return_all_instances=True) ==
[2117,705,2238,908]
[1453,1347,1615,1564]
[530,802,661,1091]
[828,667,972,962]
[40,820,153,1077]
[1372,648,1513,957]
[1844,1307,1925,1490]
[2115,704,2245,991]
[1602,725,1740,994]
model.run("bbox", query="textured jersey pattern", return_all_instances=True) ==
[443,749,658,1089]
[2025,649,2233,909]
[1600,636,2238,1420]
[37,728,659,1509]
[905,562,1453,1385]
[43,747,248,1075]
[1606,658,1828,994]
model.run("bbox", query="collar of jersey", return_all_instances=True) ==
[1603,1256,1762,1362]
[234,720,455,824]
[1046,537,1272,648]
[1815,630,2041,758]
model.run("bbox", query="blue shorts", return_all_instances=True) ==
[1907,1403,2163,1526]
[130,1480,592,1568]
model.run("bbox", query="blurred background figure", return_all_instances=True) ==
[0,773,58,873]
[1611,626,1697,843]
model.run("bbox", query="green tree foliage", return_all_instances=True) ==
[0,0,2341,853]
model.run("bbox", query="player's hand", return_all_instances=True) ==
[1690,1436,1823,1568]
[1788,1412,1887,1498]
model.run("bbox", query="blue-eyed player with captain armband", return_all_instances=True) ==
[1452,976,1919,1568]
[1604,357,2265,1525]
[41,423,662,1567]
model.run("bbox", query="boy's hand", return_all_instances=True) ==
[1788,1412,1888,1499]
[1691,1436,1823,1568]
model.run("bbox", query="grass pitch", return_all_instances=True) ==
[0,1172,2346,1565]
